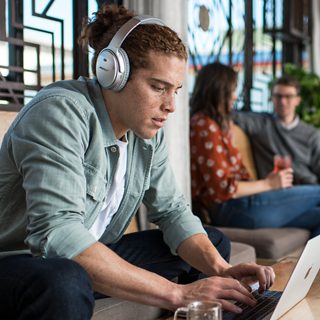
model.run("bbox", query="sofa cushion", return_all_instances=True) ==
[0,111,17,142]
[231,124,257,180]
[217,227,310,260]
[230,241,256,265]
[92,298,165,320]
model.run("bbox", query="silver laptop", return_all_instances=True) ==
[223,234,320,320]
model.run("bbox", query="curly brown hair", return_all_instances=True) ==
[79,4,187,77]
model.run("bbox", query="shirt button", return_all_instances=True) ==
[110,146,117,153]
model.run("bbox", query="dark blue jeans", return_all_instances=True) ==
[108,227,230,283]
[0,255,94,320]
[0,226,229,319]
[212,185,320,237]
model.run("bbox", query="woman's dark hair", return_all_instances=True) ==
[79,4,187,76]
[190,62,238,129]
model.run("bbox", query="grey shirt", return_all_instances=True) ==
[233,111,320,184]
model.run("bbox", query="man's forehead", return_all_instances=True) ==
[135,54,186,86]
[273,84,298,93]
[151,77,183,88]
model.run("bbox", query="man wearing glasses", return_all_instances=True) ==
[234,75,320,185]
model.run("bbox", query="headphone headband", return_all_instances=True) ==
[108,15,165,50]
[96,15,166,91]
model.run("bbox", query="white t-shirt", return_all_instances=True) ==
[89,139,128,240]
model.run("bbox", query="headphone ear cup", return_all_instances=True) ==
[96,47,130,91]
[112,48,130,91]
[96,48,118,89]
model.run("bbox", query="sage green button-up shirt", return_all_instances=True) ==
[0,77,206,259]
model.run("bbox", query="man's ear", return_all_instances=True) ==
[295,95,302,107]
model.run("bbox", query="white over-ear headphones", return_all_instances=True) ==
[96,15,165,91]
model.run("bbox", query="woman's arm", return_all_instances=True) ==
[234,168,293,198]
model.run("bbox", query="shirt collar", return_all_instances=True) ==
[274,114,300,130]
[85,76,119,147]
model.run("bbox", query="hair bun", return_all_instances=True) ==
[79,5,133,51]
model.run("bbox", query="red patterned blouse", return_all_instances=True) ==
[190,112,250,207]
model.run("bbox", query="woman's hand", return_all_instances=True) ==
[266,168,293,189]
[234,168,293,197]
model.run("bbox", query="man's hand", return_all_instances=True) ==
[176,262,275,314]
[177,275,257,314]
[221,263,275,293]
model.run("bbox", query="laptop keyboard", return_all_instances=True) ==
[223,290,282,320]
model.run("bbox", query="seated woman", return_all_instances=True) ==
[190,62,320,237]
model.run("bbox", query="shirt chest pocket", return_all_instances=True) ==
[84,163,107,203]
[127,169,151,197]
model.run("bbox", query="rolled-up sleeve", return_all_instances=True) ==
[10,92,97,258]
[143,130,206,254]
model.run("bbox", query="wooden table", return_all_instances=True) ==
[163,258,320,319]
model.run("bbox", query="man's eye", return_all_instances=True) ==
[152,85,166,93]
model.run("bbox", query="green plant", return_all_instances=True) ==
[283,63,320,127]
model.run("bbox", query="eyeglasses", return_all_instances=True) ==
[272,93,298,100]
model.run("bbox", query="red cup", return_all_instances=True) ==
[273,155,292,173]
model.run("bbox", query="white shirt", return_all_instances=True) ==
[89,138,128,240]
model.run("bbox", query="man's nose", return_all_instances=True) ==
[162,94,176,113]
[279,96,288,102]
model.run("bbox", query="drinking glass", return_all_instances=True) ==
[273,155,292,173]
[173,300,222,320]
